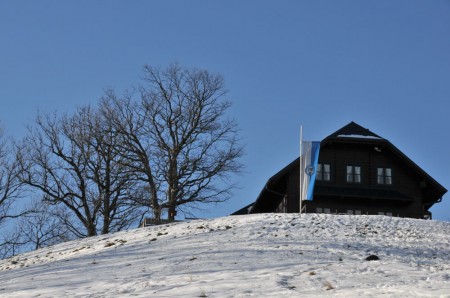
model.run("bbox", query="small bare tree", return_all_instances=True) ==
[104,63,244,222]
[1,200,71,258]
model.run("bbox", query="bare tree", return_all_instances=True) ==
[104,63,244,222]
[1,200,71,258]
[0,229,22,259]
[17,106,145,238]
[20,203,68,250]
[0,124,29,259]
[100,93,163,221]
[0,124,25,226]
[77,105,146,234]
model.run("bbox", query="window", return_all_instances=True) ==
[316,207,323,213]
[323,208,331,214]
[346,166,361,183]
[377,168,392,185]
[317,163,331,181]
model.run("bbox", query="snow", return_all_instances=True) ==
[337,134,382,140]
[1,214,450,297]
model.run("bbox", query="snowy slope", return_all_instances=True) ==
[1,214,450,297]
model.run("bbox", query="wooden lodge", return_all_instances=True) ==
[234,122,447,219]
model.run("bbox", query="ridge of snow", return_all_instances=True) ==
[1,214,450,297]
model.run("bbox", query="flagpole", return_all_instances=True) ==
[299,125,303,214]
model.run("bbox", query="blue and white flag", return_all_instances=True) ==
[300,141,320,201]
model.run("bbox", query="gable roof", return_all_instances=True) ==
[324,121,383,140]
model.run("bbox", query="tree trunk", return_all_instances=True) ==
[168,205,177,222]
[86,222,97,237]
[102,213,110,235]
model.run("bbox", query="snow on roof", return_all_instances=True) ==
[337,134,382,139]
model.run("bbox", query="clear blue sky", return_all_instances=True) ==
[1,0,449,220]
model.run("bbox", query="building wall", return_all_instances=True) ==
[287,170,300,212]
[283,141,429,218]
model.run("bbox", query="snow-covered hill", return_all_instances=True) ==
[1,214,450,297]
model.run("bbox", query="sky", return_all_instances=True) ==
[1,0,449,220]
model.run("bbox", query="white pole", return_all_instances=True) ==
[299,125,303,214]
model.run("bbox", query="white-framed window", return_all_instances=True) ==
[317,163,331,181]
[346,166,361,183]
[377,167,392,185]
[316,207,323,213]
[324,208,331,214]
[355,210,362,215]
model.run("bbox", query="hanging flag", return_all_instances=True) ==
[300,141,320,201]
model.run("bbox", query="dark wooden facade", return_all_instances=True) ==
[238,122,447,219]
